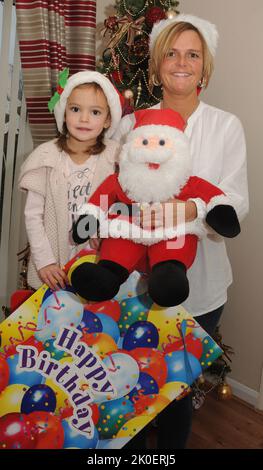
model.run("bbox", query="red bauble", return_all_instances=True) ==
[28,411,64,449]
[163,333,203,359]
[0,413,37,449]
[145,7,166,27]
[0,356,9,393]
[129,347,168,388]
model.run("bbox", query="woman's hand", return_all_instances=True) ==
[89,238,102,251]
[139,199,197,230]
[38,264,68,290]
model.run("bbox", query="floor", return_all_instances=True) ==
[187,391,263,449]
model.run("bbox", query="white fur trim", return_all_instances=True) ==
[149,14,219,57]
[107,218,207,245]
[78,202,106,222]
[206,194,230,212]
[54,71,122,137]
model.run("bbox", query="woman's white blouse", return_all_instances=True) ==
[113,101,249,316]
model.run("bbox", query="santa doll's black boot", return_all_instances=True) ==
[148,260,189,307]
[70,260,129,302]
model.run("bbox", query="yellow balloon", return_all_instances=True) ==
[0,384,29,417]
[0,286,48,348]
[140,394,170,417]
[147,304,194,349]
[160,381,189,402]
[67,254,98,284]
[116,415,152,439]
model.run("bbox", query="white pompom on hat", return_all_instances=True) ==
[149,13,219,57]
[53,71,123,138]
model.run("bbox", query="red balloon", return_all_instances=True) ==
[163,333,203,359]
[21,336,44,354]
[0,356,9,393]
[90,403,100,425]
[133,394,154,415]
[129,348,168,388]
[27,411,64,449]
[60,404,73,420]
[5,337,44,359]
[85,300,121,322]
[0,413,37,449]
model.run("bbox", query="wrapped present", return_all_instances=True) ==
[0,249,222,449]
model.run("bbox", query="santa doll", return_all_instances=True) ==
[70,109,240,307]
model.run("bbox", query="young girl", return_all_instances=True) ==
[19,70,123,292]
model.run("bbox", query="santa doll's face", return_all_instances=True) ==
[118,125,192,203]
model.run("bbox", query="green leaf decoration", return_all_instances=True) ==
[48,68,70,113]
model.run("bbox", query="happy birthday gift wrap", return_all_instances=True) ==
[0,249,222,449]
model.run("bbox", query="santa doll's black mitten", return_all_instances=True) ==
[206,205,241,238]
[70,260,129,302]
[72,214,100,244]
[148,260,189,307]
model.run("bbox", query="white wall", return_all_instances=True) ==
[96,0,263,397]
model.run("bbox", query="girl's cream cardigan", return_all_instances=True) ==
[18,138,120,289]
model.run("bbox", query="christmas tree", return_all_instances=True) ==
[97,0,180,112]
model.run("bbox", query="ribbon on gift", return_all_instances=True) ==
[104,15,145,48]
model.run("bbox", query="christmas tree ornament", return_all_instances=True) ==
[98,0,180,108]
[165,8,177,19]
[123,88,134,99]
[217,381,233,400]
[145,6,166,27]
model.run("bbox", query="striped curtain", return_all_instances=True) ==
[15,0,96,146]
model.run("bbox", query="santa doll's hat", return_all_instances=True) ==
[48,69,124,138]
[133,108,186,134]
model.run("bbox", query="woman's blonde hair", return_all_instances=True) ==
[56,82,110,155]
[149,21,214,92]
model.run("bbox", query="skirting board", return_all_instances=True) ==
[205,373,260,409]
[226,377,260,409]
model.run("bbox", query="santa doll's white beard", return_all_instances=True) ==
[118,147,192,203]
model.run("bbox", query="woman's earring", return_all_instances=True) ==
[198,77,206,88]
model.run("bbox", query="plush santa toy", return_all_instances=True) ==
[70,109,240,307]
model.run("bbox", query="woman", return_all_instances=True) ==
[114,14,249,449]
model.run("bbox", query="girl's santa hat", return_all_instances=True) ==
[149,13,219,57]
[50,70,124,138]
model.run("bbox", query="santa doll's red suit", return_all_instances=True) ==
[71,109,240,307]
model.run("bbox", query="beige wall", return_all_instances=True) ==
[96,1,263,393]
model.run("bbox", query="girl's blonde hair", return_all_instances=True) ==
[56,82,110,155]
[149,21,214,92]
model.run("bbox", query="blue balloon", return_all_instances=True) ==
[165,350,202,385]
[96,313,120,344]
[128,372,159,402]
[62,419,99,449]
[122,321,159,351]
[21,384,57,414]
[7,354,43,387]
[35,290,84,342]
[77,309,102,335]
